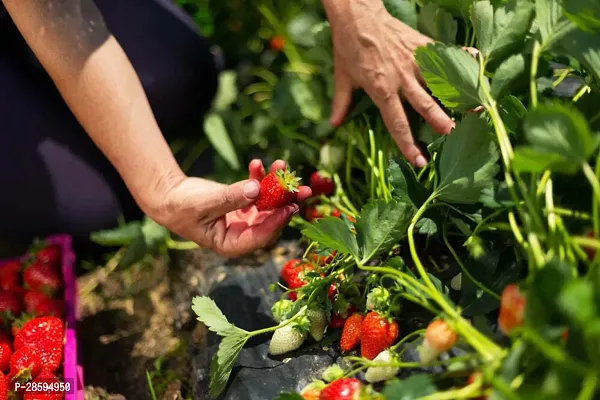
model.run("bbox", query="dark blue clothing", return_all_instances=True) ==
[0,0,218,243]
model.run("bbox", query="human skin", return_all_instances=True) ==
[1,0,311,257]
[320,0,456,167]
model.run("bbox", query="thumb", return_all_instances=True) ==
[330,66,353,127]
[204,179,260,216]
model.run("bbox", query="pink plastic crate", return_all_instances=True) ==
[0,234,84,399]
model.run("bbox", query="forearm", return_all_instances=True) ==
[320,0,386,30]
[2,0,185,215]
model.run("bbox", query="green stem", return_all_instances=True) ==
[486,375,523,400]
[552,67,572,88]
[390,329,426,352]
[583,162,600,209]
[530,40,542,109]
[409,196,503,360]
[576,373,598,400]
[248,305,308,337]
[572,236,600,250]
[442,222,500,300]
[166,238,199,250]
[572,85,590,102]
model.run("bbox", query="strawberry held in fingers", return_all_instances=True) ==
[309,171,334,197]
[361,312,399,360]
[419,319,458,364]
[255,168,301,211]
[498,284,526,335]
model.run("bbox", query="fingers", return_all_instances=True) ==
[248,159,266,181]
[270,159,286,173]
[330,66,353,127]
[402,80,454,135]
[225,203,299,257]
[375,93,428,168]
[297,186,312,203]
[204,179,261,216]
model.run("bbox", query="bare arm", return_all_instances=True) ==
[1,0,185,215]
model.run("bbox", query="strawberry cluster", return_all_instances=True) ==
[0,241,67,399]
[301,171,356,223]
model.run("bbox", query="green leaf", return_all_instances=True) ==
[89,221,143,246]
[302,217,360,258]
[382,375,436,399]
[290,77,323,122]
[558,279,598,328]
[384,0,418,29]
[115,235,148,270]
[191,296,243,336]
[418,2,458,44]
[415,43,489,111]
[209,332,249,398]
[416,218,438,236]
[204,113,241,171]
[429,0,474,20]
[388,159,430,208]
[491,54,526,99]
[562,0,600,32]
[498,95,527,134]
[561,29,600,83]
[535,0,574,48]
[141,217,169,250]
[212,71,238,112]
[435,114,500,204]
[287,12,320,47]
[471,0,494,54]
[356,199,415,262]
[514,102,600,174]
[489,0,535,63]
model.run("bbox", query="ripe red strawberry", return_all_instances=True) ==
[23,370,64,400]
[255,168,301,211]
[34,244,62,268]
[340,313,363,352]
[329,305,356,329]
[0,262,22,291]
[331,209,341,218]
[0,291,23,324]
[23,263,62,297]
[288,274,307,302]
[419,319,458,364]
[270,35,285,51]
[310,251,336,266]
[0,371,6,399]
[13,317,64,351]
[361,312,399,360]
[0,341,12,373]
[327,284,337,302]
[309,172,334,197]
[10,346,42,381]
[304,206,324,222]
[498,284,526,335]
[319,377,361,400]
[281,259,303,285]
[36,339,62,373]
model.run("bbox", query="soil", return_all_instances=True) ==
[77,240,302,400]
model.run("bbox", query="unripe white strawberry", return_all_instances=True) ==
[366,287,390,312]
[419,319,458,364]
[307,307,327,342]
[365,350,400,383]
[269,324,307,355]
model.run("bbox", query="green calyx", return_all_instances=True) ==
[275,168,301,193]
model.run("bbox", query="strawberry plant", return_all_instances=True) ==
[185,0,600,398]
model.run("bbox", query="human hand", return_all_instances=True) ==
[151,159,312,258]
[324,0,455,167]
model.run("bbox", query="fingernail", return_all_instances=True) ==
[415,155,427,168]
[243,181,260,198]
